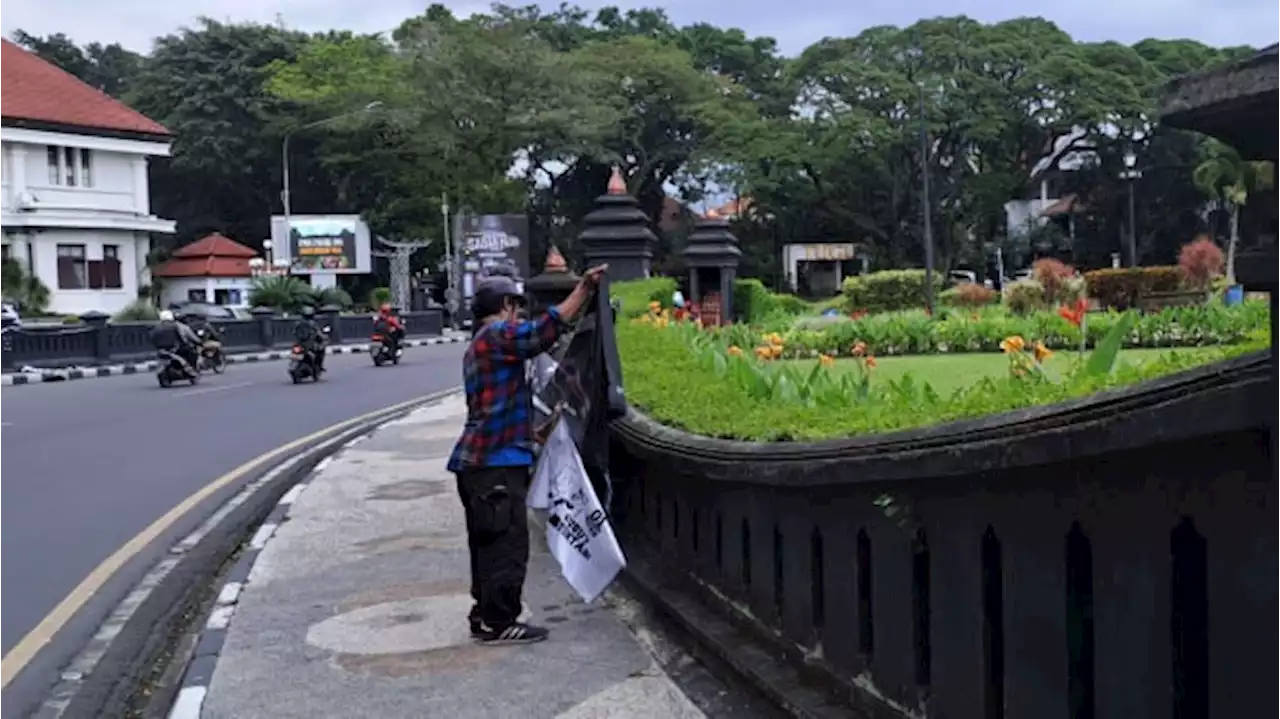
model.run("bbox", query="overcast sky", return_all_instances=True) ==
[2,0,1276,57]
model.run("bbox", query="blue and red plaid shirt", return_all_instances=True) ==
[447,308,567,473]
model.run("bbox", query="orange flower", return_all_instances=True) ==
[769,344,784,359]
[754,345,772,359]
[727,345,744,357]
[999,336,1026,354]
[864,355,877,370]
[1057,298,1088,328]
[1033,342,1053,362]
[851,341,867,357]
[648,300,661,312]
[818,354,835,368]
[850,310,868,321]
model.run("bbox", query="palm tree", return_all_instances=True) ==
[1192,140,1274,286]
[1,259,51,314]
[248,275,312,313]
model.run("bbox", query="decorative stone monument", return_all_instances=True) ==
[681,210,742,326]
[578,167,656,281]
[526,245,580,314]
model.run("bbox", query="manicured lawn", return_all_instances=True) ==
[785,347,1234,396]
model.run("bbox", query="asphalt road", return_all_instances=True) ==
[0,342,465,715]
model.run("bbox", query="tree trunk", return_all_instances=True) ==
[1226,204,1239,286]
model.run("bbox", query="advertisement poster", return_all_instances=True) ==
[455,214,531,315]
[270,214,372,275]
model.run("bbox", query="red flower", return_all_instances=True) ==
[850,309,868,321]
[1057,298,1088,328]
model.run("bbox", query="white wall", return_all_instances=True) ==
[2,138,153,217]
[6,229,148,315]
[161,276,254,308]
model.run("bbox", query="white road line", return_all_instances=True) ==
[205,605,235,631]
[248,523,278,550]
[167,686,207,719]
[313,456,333,474]
[216,582,243,606]
[170,381,254,398]
[277,484,306,506]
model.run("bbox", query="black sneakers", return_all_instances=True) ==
[474,621,549,645]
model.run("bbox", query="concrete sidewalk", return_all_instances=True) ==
[176,392,706,719]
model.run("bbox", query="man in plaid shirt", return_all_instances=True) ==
[448,265,606,645]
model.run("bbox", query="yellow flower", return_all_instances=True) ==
[1033,342,1053,362]
[648,301,661,311]
[818,354,835,368]
[766,332,784,346]
[727,345,744,357]
[754,345,772,360]
[999,335,1026,354]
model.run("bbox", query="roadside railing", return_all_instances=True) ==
[1,307,445,371]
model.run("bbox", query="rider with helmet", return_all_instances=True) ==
[292,306,327,374]
[373,303,405,356]
[151,309,201,371]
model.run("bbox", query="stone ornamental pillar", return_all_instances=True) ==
[577,167,656,281]
[681,210,742,325]
[526,245,580,314]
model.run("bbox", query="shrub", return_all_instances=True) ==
[611,277,676,318]
[113,299,159,322]
[842,270,945,313]
[1031,258,1078,305]
[311,286,354,310]
[1084,267,1183,309]
[1178,238,1225,290]
[61,314,82,324]
[367,286,392,309]
[941,283,998,308]
[249,275,313,313]
[733,278,775,322]
[1003,280,1048,315]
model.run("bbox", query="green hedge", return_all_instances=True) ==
[1084,267,1183,309]
[842,270,947,313]
[611,276,677,318]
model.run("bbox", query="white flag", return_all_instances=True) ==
[529,421,626,602]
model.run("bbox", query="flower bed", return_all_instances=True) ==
[611,280,1268,441]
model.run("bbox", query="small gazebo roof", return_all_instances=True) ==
[153,233,258,278]
[1159,45,1279,161]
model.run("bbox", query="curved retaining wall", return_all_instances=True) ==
[609,351,1276,718]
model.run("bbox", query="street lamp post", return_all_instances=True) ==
[280,101,384,250]
[1121,150,1143,267]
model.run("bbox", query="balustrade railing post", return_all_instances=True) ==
[319,305,342,344]
[0,314,15,368]
[250,307,275,349]
[79,311,112,364]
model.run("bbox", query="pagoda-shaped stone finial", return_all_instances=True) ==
[578,168,656,281]
[526,244,580,312]
[682,212,742,325]
[607,166,627,195]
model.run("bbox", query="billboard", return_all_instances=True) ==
[455,214,531,314]
[269,214,372,275]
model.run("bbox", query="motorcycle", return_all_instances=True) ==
[370,332,402,367]
[289,326,330,384]
[197,329,227,374]
[156,349,199,388]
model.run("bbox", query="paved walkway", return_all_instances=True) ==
[178,393,706,719]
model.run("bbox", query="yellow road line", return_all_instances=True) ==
[0,391,455,687]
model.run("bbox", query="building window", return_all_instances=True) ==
[44,145,94,187]
[188,289,208,303]
[80,148,93,187]
[47,146,60,184]
[57,244,88,289]
[90,244,123,289]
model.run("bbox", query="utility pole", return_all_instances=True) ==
[918,82,936,316]
[441,193,457,330]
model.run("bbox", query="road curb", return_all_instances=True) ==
[1,335,467,388]
[31,389,463,719]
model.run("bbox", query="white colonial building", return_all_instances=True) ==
[1,39,175,316]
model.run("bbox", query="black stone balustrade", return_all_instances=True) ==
[0,308,447,372]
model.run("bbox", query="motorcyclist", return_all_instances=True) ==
[182,312,223,357]
[150,309,200,372]
[372,303,405,355]
[293,306,327,374]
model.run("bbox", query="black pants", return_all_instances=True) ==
[455,466,530,629]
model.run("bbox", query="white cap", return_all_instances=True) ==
[159,310,175,321]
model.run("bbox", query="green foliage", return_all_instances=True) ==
[707,302,1267,358]
[113,299,160,323]
[310,286,354,310]
[1084,267,1184,309]
[732,278,818,323]
[611,277,677,318]
[1084,312,1136,377]
[842,270,946,313]
[249,276,313,313]
[1,259,52,315]
[367,286,393,309]
[617,314,1260,441]
[1003,280,1048,315]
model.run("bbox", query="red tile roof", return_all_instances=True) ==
[1,39,170,137]
[154,234,258,277]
